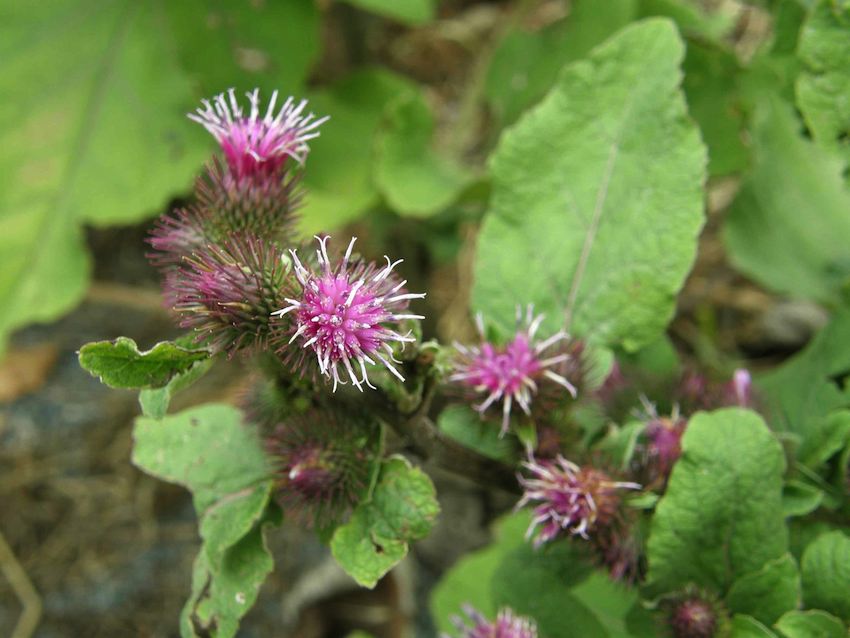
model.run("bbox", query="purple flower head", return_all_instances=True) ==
[638,397,688,484]
[189,88,328,183]
[266,408,380,527]
[517,454,640,547]
[273,236,425,391]
[444,605,537,638]
[149,159,301,268]
[725,368,752,407]
[668,594,721,638]
[166,233,290,354]
[451,307,578,434]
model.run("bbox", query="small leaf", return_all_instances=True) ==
[726,554,801,625]
[646,408,788,596]
[138,355,214,419]
[132,404,270,513]
[374,94,474,217]
[796,0,850,171]
[782,481,824,518]
[800,531,850,622]
[731,615,780,638]
[181,512,278,638]
[437,404,516,462]
[473,19,706,351]
[331,457,439,588]
[300,69,418,233]
[724,97,850,304]
[79,337,210,390]
[341,0,435,25]
[773,610,847,638]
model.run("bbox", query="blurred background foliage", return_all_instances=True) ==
[1,0,849,352]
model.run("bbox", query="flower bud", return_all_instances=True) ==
[444,605,537,638]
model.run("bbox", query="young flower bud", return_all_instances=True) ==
[166,233,290,354]
[266,407,380,528]
[189,88,328,184]
[444,605,538,638]
[149,159,301,268]
[637,399,688,486]
[517,454,640,547]
[666,591,724,638]
[272,235,425,391]
[450,307,579,435]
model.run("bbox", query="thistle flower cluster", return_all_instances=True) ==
[444,605,538,638]
[273,235,425,391]
[517,454,640,547]
[265,408,380,527]
[451,307,579,434]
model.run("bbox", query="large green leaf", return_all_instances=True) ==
[374,94,474,217]
[724,97,850,304]
[796,0,850,168]
[726,554,801,626]
[78,336,210,389]
[330,456,439,588]
[800,531,850,622]
[299,69,418,234]
[0,0,320,352]
[473,19,706,350]
[646,408,788,596]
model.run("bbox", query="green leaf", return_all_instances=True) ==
[163,0,319,95]
[132,404,270,513]
[800,531,850,622]
[138,354,214,419]
[181,512,278,638]
[374,94,475,217]
[637,0,735,41]
[484,0,638,127]
[79,337,210,390]
[682,40,749,176]
[797,411,850,470]
[473,19,706,351]
[595,421,644,472]
[731,615,781,638]
[570,573,652,638]
[796,0,850,169]
[774,610,847,638]
[299,69,418,234]
[437,404,516,462]
[724,96,850,304]
[341,0,435,25]
[646,408,788,596]
[782,480,824,518]
[331,456,439,588]
[758,309,850,440]
[430,513,530,632]
[490,541,607,638]
[727,554,801,625]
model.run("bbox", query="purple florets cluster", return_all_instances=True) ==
[445,605,538,638]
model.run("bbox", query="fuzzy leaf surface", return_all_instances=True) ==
[796,0,850,168]
[79,337,210,390]
[800,531,850,622]
[773,610,847,638]
[724,97,850,304]
[331,457,439,588]
[726,554,801,625]
[473,19,706,350]
[646,408,787,596]
[374,94,474,217]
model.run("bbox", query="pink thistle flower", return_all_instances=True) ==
[444,605,538,638]
[517,454,640,547]
[666,592,723,638]
[637,397,688,485]
[266,408,380,528]
[272,236,425,391]
[451,307,578,434]
[166,233,290,354]
[189,88,328,183]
